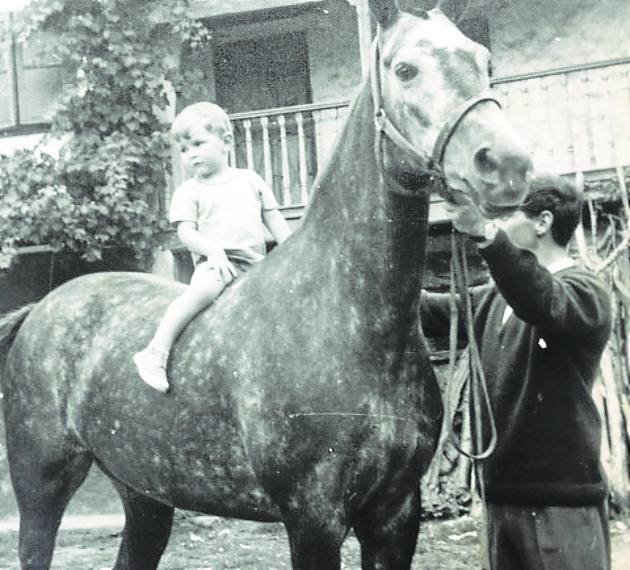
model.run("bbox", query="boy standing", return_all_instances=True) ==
[421,174,612,570]
[134,102,291,392]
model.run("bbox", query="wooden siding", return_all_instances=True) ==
[493,58,630,176]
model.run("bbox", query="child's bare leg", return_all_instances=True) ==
[135,265,231,392]
[150,280,223,352]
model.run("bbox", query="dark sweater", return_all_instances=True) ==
[421,230,612,506]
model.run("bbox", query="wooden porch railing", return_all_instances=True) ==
[204,58,630,212]
[226,101,350,212]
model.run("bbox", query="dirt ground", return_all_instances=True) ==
[1,512,629,570]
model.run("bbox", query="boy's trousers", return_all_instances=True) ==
[481,502,610,570]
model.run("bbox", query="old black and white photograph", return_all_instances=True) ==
[0,0,629,568]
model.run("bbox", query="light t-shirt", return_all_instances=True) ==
[169,168,279,266]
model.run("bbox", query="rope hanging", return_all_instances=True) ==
[447,231,497,461]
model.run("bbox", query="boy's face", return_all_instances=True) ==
[177,124,231,180]
[496,207,556,253]
[496,209,538,251]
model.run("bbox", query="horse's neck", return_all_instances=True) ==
[303,83,431,330]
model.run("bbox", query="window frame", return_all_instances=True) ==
[1,13,62,135]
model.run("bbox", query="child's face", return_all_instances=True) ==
[177,124,230,179]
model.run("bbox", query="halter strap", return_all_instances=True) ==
[370,38,502,199]
[431,92,502,165]
[371,39,439,180]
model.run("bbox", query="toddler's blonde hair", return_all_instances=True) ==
[171,102,233,138]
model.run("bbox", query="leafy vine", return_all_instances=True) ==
[0,0,208,268]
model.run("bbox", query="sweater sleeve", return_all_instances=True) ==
[479,230,611,335]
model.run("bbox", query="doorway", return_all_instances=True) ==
[214,31,317,206]
[214,31,312,113]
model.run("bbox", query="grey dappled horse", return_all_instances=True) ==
[0,1,532,568]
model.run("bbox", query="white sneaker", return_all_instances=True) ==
[133,346,170,393]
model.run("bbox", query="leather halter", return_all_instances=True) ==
[370,37,501,199]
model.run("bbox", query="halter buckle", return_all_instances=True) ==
[374,109,386,131]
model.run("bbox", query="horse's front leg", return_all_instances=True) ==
[283,513,346,570]
[276,480,348,570]
[111,482,174,570]
[352,485,422,570]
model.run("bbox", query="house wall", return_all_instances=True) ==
[488,0,630,77]
[183,0,362,109]
[306,0,362,103]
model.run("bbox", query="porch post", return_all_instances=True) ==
[3,13,21,126]
[347,0,372,78]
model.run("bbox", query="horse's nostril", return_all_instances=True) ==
[512,153,533,180]
[474,147,499,176]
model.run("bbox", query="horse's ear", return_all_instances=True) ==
[369,0,400,28]
[437,0,470,23]
[398,0,436,17]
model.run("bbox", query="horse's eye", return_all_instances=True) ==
[394,63,418,82]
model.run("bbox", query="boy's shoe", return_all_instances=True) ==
[133,345,170,393]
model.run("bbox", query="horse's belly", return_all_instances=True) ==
[73,382,282,520]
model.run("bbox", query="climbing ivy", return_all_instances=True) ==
[0,0,209,268]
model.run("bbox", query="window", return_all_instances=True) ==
[1,18,63,132]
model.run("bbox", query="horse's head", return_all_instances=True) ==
[369,0,532,212]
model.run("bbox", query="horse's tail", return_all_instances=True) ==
[0,304,33,375]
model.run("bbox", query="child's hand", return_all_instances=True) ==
[207,250,238,283]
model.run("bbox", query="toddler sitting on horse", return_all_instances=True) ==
[134,102,291,392]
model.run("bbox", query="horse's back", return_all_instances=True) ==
[2,270,182,433]
[2,272,281,516]
[3,270,185,407]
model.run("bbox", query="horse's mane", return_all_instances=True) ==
[300,83,381,229]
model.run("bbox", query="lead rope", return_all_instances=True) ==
[448,231,497,460]
[448,230,497,570]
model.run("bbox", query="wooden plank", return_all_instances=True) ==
[260,116,273,189]
[566,70,592,173]
[599,345,630,506]
[4,14,20,126]
[295,111,309,205]
[546,72,573,173]
[243,119,254,170]
[277,114,292,206]
[587,67,614,169]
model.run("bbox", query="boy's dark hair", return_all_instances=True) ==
[519,174,582,246]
